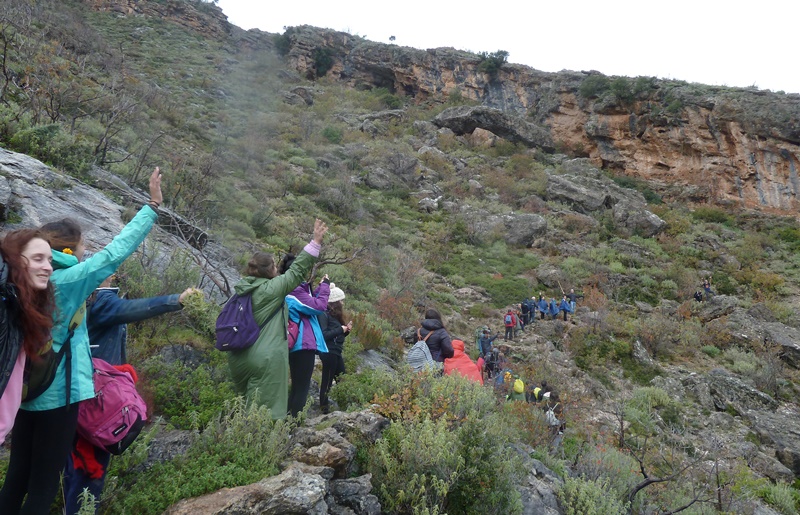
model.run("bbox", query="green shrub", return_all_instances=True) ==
[691,206,731,224]
[758,482,800,514]
[558,477,630,515]
[579,75,610,98]
[312,47,334,77]
[477,50,509,78]
[321,125,343,144]
[142,351,236,429]
[701,345,722,358]
[103,399,297,514]
[8,123,94,178]
[329,367,399,411]
[366,373,523,514]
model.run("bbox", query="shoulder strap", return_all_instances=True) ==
[417,328,433,342]
[259,298,285,330]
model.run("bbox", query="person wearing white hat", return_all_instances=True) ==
[318,283,352,414]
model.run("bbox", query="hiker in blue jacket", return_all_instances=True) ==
[559,295,573,322]
[0,168,163,514]
[537,295,548,320]
[478,329,498,357]
[548,298,559,320]
[62,279,201,514]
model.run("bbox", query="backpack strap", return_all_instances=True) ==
[417,328,433,342]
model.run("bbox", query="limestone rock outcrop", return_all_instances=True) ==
[279,25,800,215]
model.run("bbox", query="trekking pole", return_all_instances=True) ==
[557,280,564,295]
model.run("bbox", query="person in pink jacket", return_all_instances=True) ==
[443,339,483,384]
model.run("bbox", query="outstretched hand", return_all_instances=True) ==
[149,167,163,205]
[313,218,328,245]
[179,287,203,305]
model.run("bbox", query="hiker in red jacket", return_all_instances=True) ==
[503,309,516,341]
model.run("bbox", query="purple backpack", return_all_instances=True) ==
[77,358,147,455]
[215,293,283,351]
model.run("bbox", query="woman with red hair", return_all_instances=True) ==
[0,229,55,442]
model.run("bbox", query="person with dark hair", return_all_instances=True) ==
[478,329,498,357]
[418,308,453,363]
[318,283,352,414]
[227,219,328,420]
[0,229,55,443]
[0,168,163,514]
[282,259,330,418]
[62,276,201,515]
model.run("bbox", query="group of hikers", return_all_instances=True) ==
[502,288,584,341]
[0,167,353,514]
[407,309,566,435]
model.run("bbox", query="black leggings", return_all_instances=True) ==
[319,353,345,412]
[0,403,81,515]
[288,350,316,417]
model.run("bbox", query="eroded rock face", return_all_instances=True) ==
[746,410,800,478]
[281,25,800,214]
[433,106,553,150]
[462,210,548,247]
[544,160,666,236]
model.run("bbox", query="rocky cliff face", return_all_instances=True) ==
[281,26,800,215]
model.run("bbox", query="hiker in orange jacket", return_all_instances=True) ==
[444,339,483,384]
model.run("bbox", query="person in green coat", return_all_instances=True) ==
[227,218,328,419]
[0,168,163,514]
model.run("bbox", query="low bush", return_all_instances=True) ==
[103,398,297,514]
[558,476,630,514]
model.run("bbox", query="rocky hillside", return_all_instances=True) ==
[277,25,800,214]
[1,1,800,513]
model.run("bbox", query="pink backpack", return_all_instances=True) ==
[77,358,147,455]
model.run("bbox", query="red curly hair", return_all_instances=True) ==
[0,229,55,356]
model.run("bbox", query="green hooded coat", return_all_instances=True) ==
[227,249,316,418]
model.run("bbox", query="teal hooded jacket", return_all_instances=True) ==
[21,205,157,411]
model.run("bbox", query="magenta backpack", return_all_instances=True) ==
[77,358,147,455]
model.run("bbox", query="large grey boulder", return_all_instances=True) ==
[746,410,800,478]
[164,466,330,515]
[706,369,779,415]
[432,106,554,150]
[462,210,547,247]
[544,159,665,236]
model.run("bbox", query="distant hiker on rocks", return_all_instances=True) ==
[514,308,523,337]
[503,309,515,341]
[548,297,559,320]
[478,329,499,357]
[559,295,573,321]
[418,308,454,363]
[537,294,548,320]
[693,290,703,302]
[567,288,583,312]
[444,339,483,384]
[520,299,531,328]
[702,276,714,300]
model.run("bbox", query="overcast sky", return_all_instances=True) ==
[217,0,799,94]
